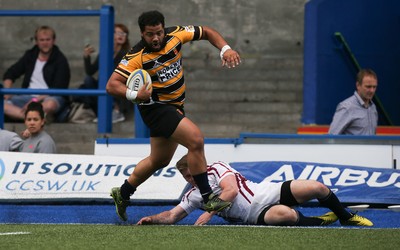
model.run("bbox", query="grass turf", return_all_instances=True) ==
[0,224,399,249]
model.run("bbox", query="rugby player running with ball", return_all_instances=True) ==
[106,10,241,221]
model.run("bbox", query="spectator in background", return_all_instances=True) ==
[2,25,70,122]
[20,101,56,153]
[329,69,378,135]
[0,128,23,151]
[79,23,132,123]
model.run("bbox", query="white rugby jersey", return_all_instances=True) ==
[178,161,259,223]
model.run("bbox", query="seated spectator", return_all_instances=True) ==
[2,25,70,122]
[20,101,56,153]
[77,23,132,123]
[328,69,378,135]
[0,128,23,151]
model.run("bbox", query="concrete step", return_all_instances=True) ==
[186,111,301,125]
[185,102,302,114]
[186,80,303,92]
[186,89,302,103]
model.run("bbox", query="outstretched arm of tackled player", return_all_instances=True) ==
[136,205,188,225]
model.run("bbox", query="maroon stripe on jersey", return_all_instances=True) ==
[207,162,255,203]
[235,173,254,203]
[207,162,233,178]
[183,187,196,202]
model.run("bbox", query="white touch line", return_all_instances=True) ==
[0,232,31,236]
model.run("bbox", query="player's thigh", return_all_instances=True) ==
[148,136,179,166]
[264,205,297,225]
[171,117,204,149]
[290,179,330,203]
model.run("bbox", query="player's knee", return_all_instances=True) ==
[278,208,297,222]
[312,181,330,197]
[265,205,297,226]
[187,134,204,151]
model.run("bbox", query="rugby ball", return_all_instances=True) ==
[126,69,152,95]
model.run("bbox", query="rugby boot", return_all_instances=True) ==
[313,212,339,226]
[110,187,129,221]
[203,193,232,212]
[340,213,373,226]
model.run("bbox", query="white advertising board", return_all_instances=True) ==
[95,141,394,169]
[0,152,186,202]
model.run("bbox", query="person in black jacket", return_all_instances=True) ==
[3,25,70,121]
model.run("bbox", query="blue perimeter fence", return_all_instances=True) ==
[0,5,149,137]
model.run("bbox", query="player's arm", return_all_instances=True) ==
[106,72,128,98]
[195,211,216,225]
[106,72,151,102]
[194,174,238,225]
[136,205,188,225]
[201,26,241,68]
[218,174,239,202]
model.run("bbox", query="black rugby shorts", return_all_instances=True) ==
[138,103,185,138]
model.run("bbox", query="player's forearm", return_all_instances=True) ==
[201,26,229,50]
[146,211,180,225]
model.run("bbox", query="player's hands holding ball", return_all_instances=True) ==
[220,45,241,68]
[125,69,153,103]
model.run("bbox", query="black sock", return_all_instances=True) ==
[120,179,136,200]
[318,190,352,220]
[295,211,324,226]
[192,172,212,202]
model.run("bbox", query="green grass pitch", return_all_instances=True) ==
[0,224,399,249]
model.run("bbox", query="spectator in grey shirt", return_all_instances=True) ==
[20,101,56,153]
[0,128,23,151]
[328,69,378,135]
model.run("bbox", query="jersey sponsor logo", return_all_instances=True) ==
[120,58,129,66]
[156,58,182,82]
[184,25,195,33]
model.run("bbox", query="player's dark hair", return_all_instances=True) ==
[25,101,45,119]
[138,10,165,32]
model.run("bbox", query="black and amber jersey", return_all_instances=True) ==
[115,25,204,106]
